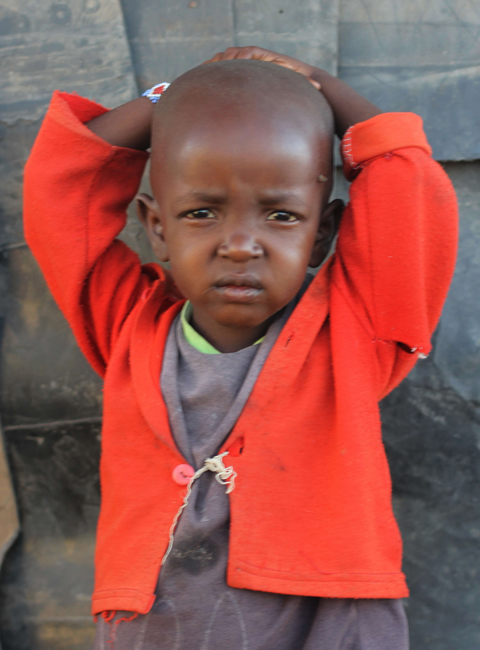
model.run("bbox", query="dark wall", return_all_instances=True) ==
[0,1,479,648]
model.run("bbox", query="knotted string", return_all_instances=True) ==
[162,452,237,565]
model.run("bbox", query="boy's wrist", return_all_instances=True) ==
[142,82,171,103]
[308,67,329,85]
[308,68,381,139]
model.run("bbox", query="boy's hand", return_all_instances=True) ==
[205,47,321,90]
[205,46,381,139]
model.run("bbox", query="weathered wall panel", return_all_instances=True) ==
[120,0,339,90]
[234,0,338,73]
[1,249,104,427]
[0,0,138,248]
[382,377,480,650]
[431,162,480,402]
[0,431,18,577]
[0,420,101,649]
[0,0,137,122]
[119,0,235,90]
[338,0,480,160]
[0,0,139,424]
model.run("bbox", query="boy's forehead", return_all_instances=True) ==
[150,113,332,207]
[152,103,332,189]
[156,102,328,156]
[149,60,334,194]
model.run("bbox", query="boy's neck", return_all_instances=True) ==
[190,308,273,353]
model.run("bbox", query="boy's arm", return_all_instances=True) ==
[23,91,175,377]
[85,96,153,149]
[332,134,458,394]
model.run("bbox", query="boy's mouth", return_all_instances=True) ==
[213,275,263,303]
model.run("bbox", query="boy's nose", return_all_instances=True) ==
[217,230,263,262]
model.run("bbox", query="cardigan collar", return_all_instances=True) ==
[130,259,332,458]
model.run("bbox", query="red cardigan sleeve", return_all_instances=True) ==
[332,113,458,387]
[23,91,173,377]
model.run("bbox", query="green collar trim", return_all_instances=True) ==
[180,301,265,354]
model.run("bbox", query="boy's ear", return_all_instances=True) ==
[136,193,169,263]
[309,199,344,268]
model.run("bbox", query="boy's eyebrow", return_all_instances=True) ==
[256,191,308,207]
[172,190,227,206]
[173,190,309,207]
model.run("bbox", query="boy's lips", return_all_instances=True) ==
[213,275,263,303]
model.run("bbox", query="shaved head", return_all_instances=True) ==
[151,60,334,197]
[153,59,333,135]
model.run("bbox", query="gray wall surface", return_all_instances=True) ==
[0,1,479,649]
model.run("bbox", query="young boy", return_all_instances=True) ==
[23,47,458,649]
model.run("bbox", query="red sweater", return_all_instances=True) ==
[23,91,458,616]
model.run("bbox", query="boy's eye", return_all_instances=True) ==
[185,209,216,219]
[266,211,298,222]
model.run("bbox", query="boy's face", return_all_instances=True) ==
[139,114,338,351]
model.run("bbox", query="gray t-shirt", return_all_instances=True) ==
[93,288,409,650]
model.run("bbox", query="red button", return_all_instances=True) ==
[172,464,195,486]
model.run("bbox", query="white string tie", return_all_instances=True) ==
[162,452,237,565]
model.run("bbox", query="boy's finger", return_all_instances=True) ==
[204,46,270,64]
[204,48,241,63]
[203,52,222,63]
[202,48,321,90]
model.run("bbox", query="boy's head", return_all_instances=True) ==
[137,60,342,351]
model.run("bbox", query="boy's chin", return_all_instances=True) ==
[207,304,283,331]
[210,312,271,331]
